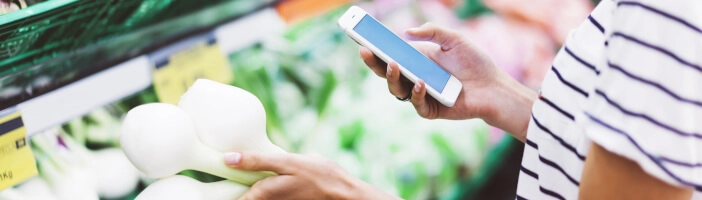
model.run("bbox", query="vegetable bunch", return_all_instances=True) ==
[0,0,25,15]
[120,79,285,200]
[23,127,140,200]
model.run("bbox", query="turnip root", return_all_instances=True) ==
[178,79,285,154]
[120,103,274,186]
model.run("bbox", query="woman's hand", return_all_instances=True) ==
[361,22,536,141]
[224,151,400,200]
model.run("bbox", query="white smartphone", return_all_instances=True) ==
[338,6,462,107]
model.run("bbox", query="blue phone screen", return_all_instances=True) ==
[353,15,450,92]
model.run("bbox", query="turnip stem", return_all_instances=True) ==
[188,144,275,186]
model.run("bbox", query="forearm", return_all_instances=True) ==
[340,176,402,200]
[482,71,537,142]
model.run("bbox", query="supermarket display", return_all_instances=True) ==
[0,0,597,199]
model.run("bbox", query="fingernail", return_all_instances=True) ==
[414,83,421,92]
[387,66,392,76]
[404,29,417,37]
[224,152,241,165]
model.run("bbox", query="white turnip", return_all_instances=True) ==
[178,79,285,154]
[135,175,248,200]
[120,103,274,186]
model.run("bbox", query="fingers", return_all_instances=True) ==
[386,62,412,99]
[238,176,296,200]
[360,48,413,99]
[224,151,297,175]
[360,47,388,78]
[409,80,434,119]
[405,22,462,51]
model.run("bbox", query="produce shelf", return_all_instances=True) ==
[0,0,273,75]
[0,1,283,137]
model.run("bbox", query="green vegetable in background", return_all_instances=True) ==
[338,120,364,151]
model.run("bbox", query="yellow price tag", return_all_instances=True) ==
[0,112,37,190]
[153,41,233,104]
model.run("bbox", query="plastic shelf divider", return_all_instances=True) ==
[18,56,151,137]
[214,7,286,54]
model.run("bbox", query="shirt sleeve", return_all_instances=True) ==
[580,0,702,190]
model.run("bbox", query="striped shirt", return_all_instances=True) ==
[516,0,702,199]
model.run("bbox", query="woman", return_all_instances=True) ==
[223,0,702,199]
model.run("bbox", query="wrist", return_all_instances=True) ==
[481,71,537,142]
[338,176,401,200]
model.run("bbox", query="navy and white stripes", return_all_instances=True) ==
[515,0,702,199]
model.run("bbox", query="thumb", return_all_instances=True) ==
[405,22,462,51]
[224,151,295,175]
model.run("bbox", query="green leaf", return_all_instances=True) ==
[314,70,336,116]
[338,120,364,151]
[431,133,463,193]
[229,59,282,133]
[280,67,311,99]
[430,133,461,165]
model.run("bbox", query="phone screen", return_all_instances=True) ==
[353,15,451,92]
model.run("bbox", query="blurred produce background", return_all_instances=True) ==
[0,0,596,199]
